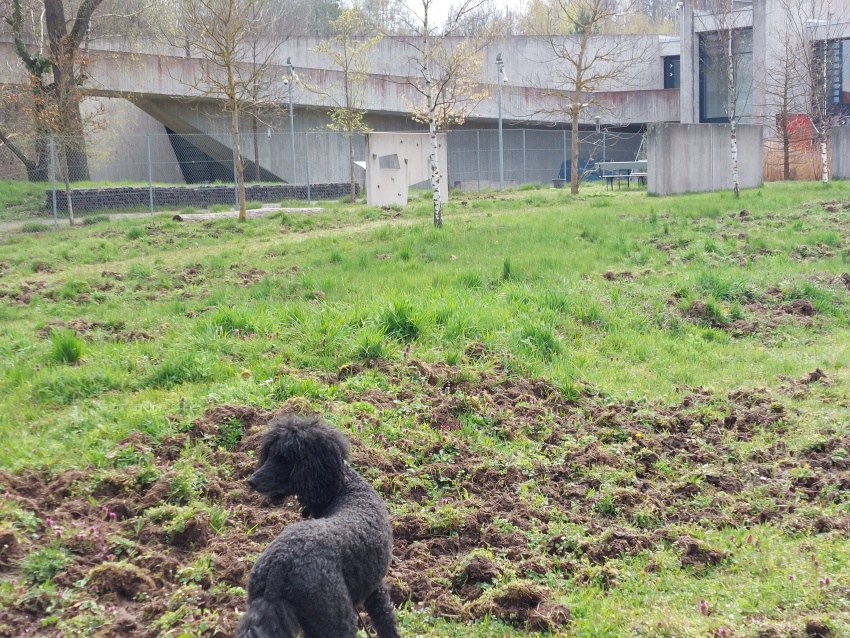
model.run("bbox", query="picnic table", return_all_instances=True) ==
[597,161,647,189]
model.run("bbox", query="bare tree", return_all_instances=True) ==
[529,0,652,194]
[175,0,293,220]
[696,0,754,196]
[793,1,849,185]
[310,7,381,201]
[399,0,494,227]
[1,0,108,182]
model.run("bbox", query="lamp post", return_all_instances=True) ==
[286,57,297,185]
[496,53,506,191]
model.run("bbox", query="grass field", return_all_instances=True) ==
[0,181,849,637]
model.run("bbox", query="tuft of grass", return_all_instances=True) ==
[517,321,562,360]
[47,328,85,365]
[140,353,211,390]
[501,257,514,282]
[21,222,51,233]
[126,226,146,240]
[378,298,425,343]
[350,327,392,361]
[82,214,110,226]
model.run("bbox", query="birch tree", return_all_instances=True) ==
[400,0,493,227]
[312,7,381,201]
[530,0,651,195]
[698,0,754,197]
[795,1,849,185]
[175,0,291,220]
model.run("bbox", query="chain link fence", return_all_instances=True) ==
[0,128,645,213]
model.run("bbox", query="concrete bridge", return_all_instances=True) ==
[0,34,680,184]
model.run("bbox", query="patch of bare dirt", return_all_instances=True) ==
[0,362,846,636]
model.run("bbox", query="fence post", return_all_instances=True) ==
[476,130,481,192]
[305,132,312,203]
[49,136,58,230]
[147,134,154,216]
[563,130,567,180]
[522,130,527,185]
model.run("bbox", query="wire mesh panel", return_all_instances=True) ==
[447,129,646,191]
[5,127,647,213]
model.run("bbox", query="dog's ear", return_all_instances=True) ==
[258,426,283,467]
[290,424,350,517]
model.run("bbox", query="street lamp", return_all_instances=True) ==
[496,53,507,191]
[285,57,297,184]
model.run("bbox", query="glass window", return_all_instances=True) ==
[664,56,680,89]
[699,28,753,123]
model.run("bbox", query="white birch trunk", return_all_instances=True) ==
[423,21,442,228]
[821,138,829,184]
[731,122,739,197]
[429,116,442,227]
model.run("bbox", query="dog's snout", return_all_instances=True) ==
[247,474,258,490]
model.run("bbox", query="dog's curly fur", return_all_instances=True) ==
[234,414,401,638]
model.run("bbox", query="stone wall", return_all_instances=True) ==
[45,183,355,213]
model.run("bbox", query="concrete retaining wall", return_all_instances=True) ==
[831,126,850,179]
[647,123,763,195]
[44,183,354,213]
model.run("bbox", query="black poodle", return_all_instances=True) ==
[235,414,401,638]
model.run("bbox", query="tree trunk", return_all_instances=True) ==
[229,98,247,220]
[821,136,829,185]
[731,122,739,197]
[782,128,790,182]
[44,0,92,182]
[429,117,442,228]
[570,107,580,195]
[423,25,442,228]
[252,114,260,182]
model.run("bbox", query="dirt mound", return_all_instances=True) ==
[465,580,570,631]
[0,361,845,635]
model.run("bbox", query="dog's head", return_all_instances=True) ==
[247,414,351,517]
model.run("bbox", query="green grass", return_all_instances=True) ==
[1,181,849,636]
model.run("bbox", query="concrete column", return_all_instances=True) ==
[751,0,767,121]
[680,0,698,123]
